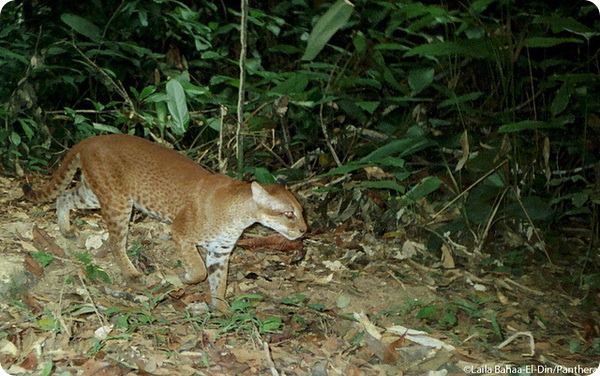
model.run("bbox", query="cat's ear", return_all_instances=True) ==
[251,181,286,212]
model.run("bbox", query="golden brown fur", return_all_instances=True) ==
[23,134,307,313]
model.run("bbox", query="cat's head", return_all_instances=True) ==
[251,182,307,240]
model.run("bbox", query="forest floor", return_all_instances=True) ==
[0,175,599,375]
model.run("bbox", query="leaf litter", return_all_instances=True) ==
[0,176,598,375]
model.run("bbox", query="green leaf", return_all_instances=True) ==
[237,293,265,301]
[18,119,35,139]
[10,132,21,146]
[525,37,582,48]
[321,156,405,178]
[406,40,496,59]
[571,191,589,208]
[498,120,560,133]
[61,13,102,42]
[0,47,29,64]
[374,43,409,51]
[269,73,309,95]
[254,167,276,184]
[321,162,366,176]
[502,196,553,221]
[205,118,221,131]
[361,138,435,162]
[440,311,458,327]
[416,305,438,319]
[70,305,97,316]
[401,176,442,202]
[180,81,212,98]
[36,317,58,331]
[534,16,599,40]
[485,172,505,188]
[74,251,92,264]
[306,303,326,311]
[550,83,571,117]
[260,316,282,333]
[154,101,168,133]
[356,101,380,114]
[352,30,367,53]
[40,361,53,376]
[85,264,111,283]
[438,92,482,108]
[301,0,354,61]
[134,85,156,101]
[408,68,435,93]
[470,0,496,14]
[92,123,121,134]
[31,252,54,268]
[377,157,405,168]
[166,79,190,136]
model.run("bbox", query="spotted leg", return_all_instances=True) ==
[56,178,100,238]
[101,199,141,280]
[205,242,234,314]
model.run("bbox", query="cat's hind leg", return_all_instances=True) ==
[101,198,141,280]
[56,177,100,238]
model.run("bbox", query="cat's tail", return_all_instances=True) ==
[22,146,81,202]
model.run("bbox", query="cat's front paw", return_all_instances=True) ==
[182,271,207,284]
[61,229,77,239]
[123,268,144,281]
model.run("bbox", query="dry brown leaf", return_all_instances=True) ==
[320,335,342,355]
[81,358,123,376]
[364,166,390,180]
[32,226,66,259]
[230,348,265,363]
[455,129,469,171]
[543,136,551,181]
[383,337,405,364]
[23,253,44,276]
[19,352,38,371]
[344,364,364,376]
[441,243,455,269]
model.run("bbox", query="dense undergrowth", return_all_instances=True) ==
[1,1,599,303]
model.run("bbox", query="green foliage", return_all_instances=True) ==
[253,167,277,184]
[301,0,354,61]
[36,308,63,332]
[31,252,54,268]
[40,362,54,376]
[165,79,190,136]
[279,293,325,311]
[415,296,502,340]
[74,252,111,283]
[126,240,144,259]
[215,294,283,335]
[1,0,598,256]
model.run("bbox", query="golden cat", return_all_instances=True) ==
[23,134,307,312]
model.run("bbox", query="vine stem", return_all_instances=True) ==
[236,0,249,179]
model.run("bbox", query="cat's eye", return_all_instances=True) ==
[284,211,296,219]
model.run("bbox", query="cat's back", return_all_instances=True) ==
[80,134,208,176]
[77,134,211,198]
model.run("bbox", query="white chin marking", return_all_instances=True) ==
[283,232,300,240]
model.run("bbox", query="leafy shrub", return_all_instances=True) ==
[2,0,599,252]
